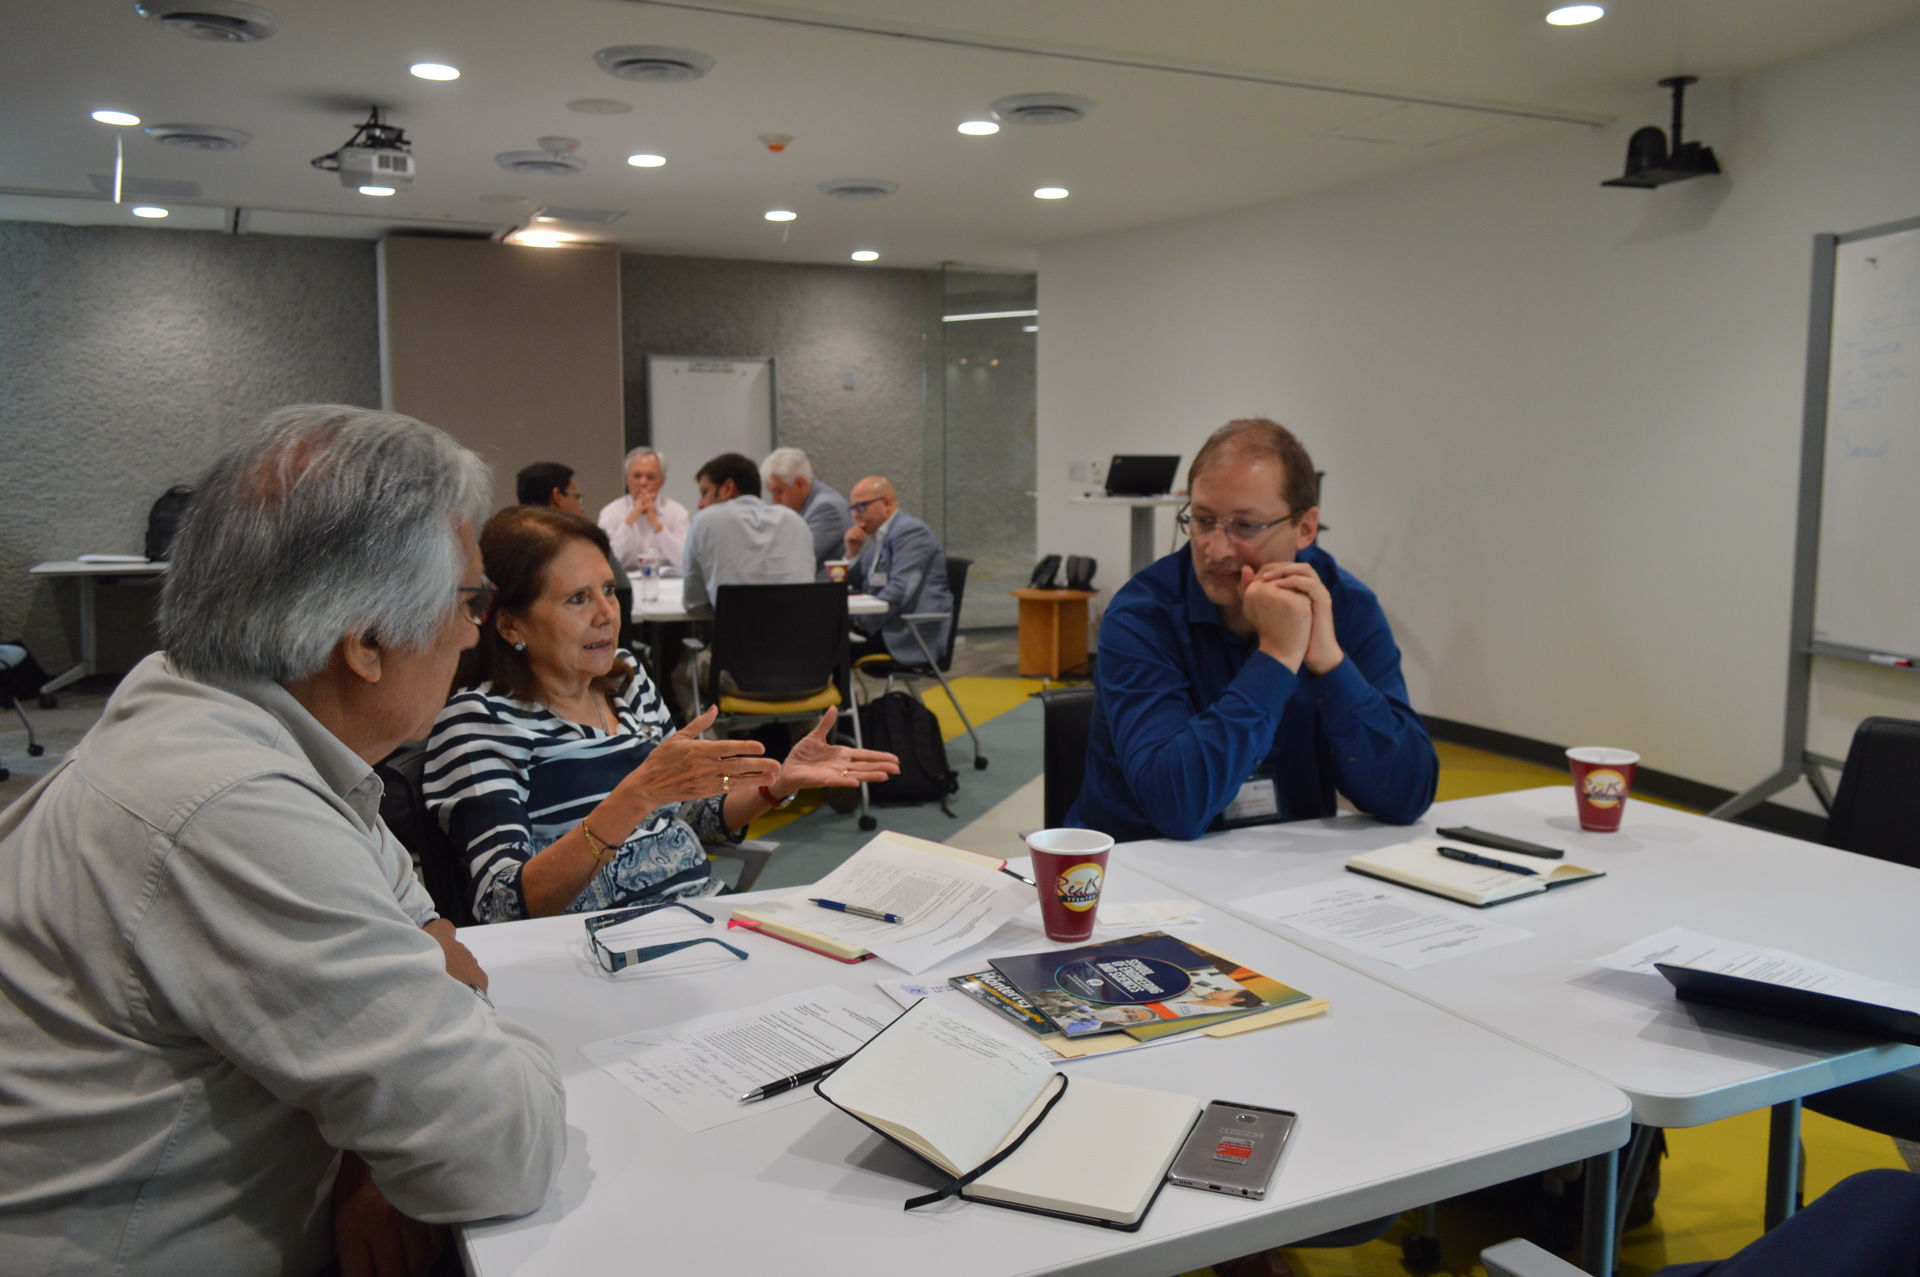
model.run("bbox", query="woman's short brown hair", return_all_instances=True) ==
[458,505,628,703]
[1187,418,1319,516]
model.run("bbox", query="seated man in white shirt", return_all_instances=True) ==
[0,404,565,1276]
[597,445,690,571]
[681,451,815,614]
[761,445,852,578]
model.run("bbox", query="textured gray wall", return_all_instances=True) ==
[0,222,380,674]
[621,254,943,517]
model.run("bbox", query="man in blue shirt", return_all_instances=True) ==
[1069,419,1436,841]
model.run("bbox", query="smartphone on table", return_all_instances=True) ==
[1167,1100,1297,1200]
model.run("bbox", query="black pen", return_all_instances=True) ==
[1438,845,1539,876]
[738,1055,850,1103]
[999,865,1037,887]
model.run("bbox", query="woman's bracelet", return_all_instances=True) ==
[580,820,613,865]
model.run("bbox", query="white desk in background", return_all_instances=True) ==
[632,586,887,624]
[1120,786,1920,1274]
[27,559,169,699]
[1068,493,1186,578]
[456,863,1628,1277]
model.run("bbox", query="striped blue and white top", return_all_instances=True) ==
[422,663,733,923]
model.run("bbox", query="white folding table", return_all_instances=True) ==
[1118,786,1920,1273]
[457,863,1629,1277]
[633,587,887,623]
[26,560,168,697]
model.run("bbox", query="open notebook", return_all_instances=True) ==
[1347,837,1603,907]
[816,999,1201,1229]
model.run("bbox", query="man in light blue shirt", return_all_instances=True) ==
[762,446,852,577]
[681,451,814,614]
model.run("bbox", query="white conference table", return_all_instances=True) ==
[27,559,169,697]
[458,863,1629,1277]
[632,584,887,624]
[1119,786,1920,1271]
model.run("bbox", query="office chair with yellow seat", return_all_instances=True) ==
[685,581,872,835]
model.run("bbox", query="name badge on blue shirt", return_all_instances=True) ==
[1217,764,1281,829]
[869,571,889,588]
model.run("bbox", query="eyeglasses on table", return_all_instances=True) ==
[585,901,750,974]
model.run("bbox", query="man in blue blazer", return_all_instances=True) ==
[844,475,954,664]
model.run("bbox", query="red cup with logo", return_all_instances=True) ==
[1567,747,1640,832]
[1025,828,1112,942]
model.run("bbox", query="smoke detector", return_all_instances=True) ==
[144,123,252,150]
[818,178,898,201]
[989,92,1095,126]
[593,45,715,84]
[132,0,281,42]
[495,137,586,177]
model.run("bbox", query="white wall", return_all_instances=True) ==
[1038,22,1920,809]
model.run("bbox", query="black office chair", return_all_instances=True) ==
[686,582,871,832]
[377,742,478,928]
[1800,716,1920,1142]
[1039,686,1096,828]
[854,554,986,771]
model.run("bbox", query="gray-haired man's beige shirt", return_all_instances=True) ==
[0,654,565,1276]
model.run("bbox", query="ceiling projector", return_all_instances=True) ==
[311,108,416,191]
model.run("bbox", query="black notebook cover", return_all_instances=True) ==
[1655,963,1920,1047]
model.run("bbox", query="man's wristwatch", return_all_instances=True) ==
[759,785,796,810]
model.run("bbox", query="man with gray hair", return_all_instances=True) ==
[762,445,852,576]
[598,445,690,571]
[0,405,565,1275]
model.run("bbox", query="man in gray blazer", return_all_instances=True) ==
[844,475,954,664]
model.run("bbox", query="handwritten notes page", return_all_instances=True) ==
[1237,878,1532,969]
[580,986,898,1132]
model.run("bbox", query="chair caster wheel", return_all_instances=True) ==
[27,744,45,757]
[858,815,877,831]
[1401,1232,1442,1270]
[0,767,9,782]
[973,756,988,770]
[40,693,58,709]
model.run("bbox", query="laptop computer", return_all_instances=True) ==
[1104,455,1181,498]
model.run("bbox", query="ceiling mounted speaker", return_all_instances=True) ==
[132,0,281,42]
[818,178,898,201]
[496,150,587,176]
[593,45,715,84]
[989,92,1095,126]
[144,123,252,150]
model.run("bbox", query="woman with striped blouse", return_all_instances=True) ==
[424,506,896,923]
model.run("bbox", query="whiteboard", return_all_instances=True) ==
[644,356,776,513]
[1811,221,1920,659]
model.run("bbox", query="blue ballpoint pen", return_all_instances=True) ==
[809,897,903,923]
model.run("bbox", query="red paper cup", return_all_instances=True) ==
[1025,828,1113,942]
[1567,747,1640,832]
[825,560,850,583]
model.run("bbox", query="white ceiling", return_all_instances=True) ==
[3,0,1917,270]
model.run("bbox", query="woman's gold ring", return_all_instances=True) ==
[721,773,731,792]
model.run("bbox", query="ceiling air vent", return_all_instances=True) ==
[132,0,281,42]
[496,137,586,177]
[818,178,898,201]
[532,206,627,225]
[144,123,252,151]
[989,92,1095,126]
[593,45,715,84]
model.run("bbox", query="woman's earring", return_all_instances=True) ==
[512,641,527,652]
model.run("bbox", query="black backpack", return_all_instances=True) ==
[145,486,195,561]
[858,691,960,816]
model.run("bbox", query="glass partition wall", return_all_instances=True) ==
[925,267,1036,630]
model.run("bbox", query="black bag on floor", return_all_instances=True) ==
[145,486,195,561]
[858,691,959,816]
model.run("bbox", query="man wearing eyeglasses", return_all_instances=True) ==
[1069,418,1436,841]
[843,475,954,663]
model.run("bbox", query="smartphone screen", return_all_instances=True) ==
[1167,1101,1297,1200]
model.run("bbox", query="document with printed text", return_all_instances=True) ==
[1237,878,1532,968]
[1588,926,1920,1012]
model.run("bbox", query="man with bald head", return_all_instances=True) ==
[843,475,953,664]
[1069,418,1436,842]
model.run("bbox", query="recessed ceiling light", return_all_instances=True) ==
[359,185,396,197]
[1545,5,1604,24]
[957,120,999,136]
[850,250,879,262]
[1034,186,1069,200]
[1023,325,1038,333]
[410,62,459,81]
[509,229,577,247]
[627,153,667,168]
[92,110,141,126]
[131,206,169,218]
[764,209,797,222]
